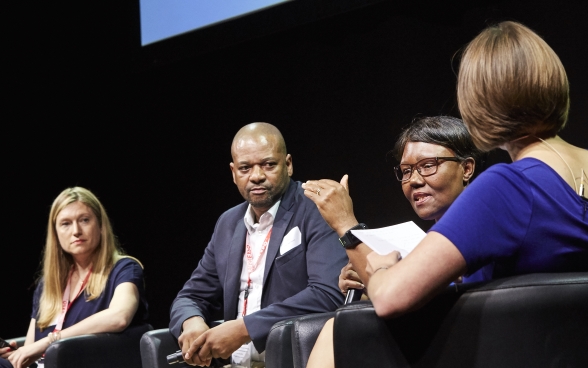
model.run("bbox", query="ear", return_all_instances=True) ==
[230,162,237,184]
[285,154,293,177]
[462,157,475,185]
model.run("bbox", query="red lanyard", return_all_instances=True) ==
[242,229,272,317]
[54,267,92,331]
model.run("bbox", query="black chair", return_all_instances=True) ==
[265,319,295,368]
[140,321,227,368]
[266,289,362,368]
[6,324,152,368]
[332,273,588,368]
[140,328,191,368]
[43,324,152,368]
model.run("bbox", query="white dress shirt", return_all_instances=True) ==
[233,200,280,365]
[237,200,280,317]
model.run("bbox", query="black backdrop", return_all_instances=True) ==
[3,0,587,338]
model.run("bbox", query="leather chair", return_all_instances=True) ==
[265,319,295,368]
[5,324,153,368]
[266,290,362,368]
[332,272,588,368]
[267,314,334,368]
[140,329,191,368]
[140,322,227,368]
[45,323,152,368]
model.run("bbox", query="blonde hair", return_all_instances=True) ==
[37,187,141,330]
[457,21,570,151]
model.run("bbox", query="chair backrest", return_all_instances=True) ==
[333,272,588,368]
[44,323,153,368]
[140,328,190,368]
[265,319,295,368]
[291,312,335,368]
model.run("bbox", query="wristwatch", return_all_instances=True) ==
[339,223,368,249]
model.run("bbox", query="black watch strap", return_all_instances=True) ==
[339,223,368,249]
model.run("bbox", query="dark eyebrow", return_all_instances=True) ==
[400,156,440,165]
[237,157,278,165]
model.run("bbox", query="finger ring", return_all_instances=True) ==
[316,188,321,196]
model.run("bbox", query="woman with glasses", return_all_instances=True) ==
[304,21,587,368]
[335,115,487,298]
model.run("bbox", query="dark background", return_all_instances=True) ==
[3,0,587,338]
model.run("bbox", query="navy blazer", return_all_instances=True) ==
[169,180,348,352]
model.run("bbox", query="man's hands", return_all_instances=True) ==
[302,175,359,236]
[179,316,210,366]
[180,318,251,366]
[338,262,364,295]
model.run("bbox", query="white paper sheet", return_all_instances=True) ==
[350,221,426,257]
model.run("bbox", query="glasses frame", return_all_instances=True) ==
[394,156,462,182]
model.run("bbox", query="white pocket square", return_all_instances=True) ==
[279,226,302,255]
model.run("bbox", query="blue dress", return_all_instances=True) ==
[31,257,149,340]
[0,258,148,368]
[432,158,588,280]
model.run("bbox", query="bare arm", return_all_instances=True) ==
[24,318,35,346]
[367,231,466,318]
[8,282,140,368]
[59,282,140,336]
[0,319,35,361]
[302,175,373,285]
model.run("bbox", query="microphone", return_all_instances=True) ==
[167,350,184,364]
[344,288,363,304]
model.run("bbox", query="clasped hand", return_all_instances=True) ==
[338,262,364,295]
[179,318,250,367]
[4,338,49,368]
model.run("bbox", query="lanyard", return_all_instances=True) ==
[242,228,272,317]
[54,267,92,331]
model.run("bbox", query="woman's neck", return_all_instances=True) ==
[72,256,93,275]
[503,135,562,161]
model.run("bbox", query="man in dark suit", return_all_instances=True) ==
[170,122,347,366]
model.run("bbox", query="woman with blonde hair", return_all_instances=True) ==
[0,187,148,368]
[304,21,587,368]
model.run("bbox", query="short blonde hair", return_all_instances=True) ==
[457,21,570,151]
[37,187,138,330]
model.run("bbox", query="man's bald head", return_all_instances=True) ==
[230,122,293,221]
[231,122,287,160]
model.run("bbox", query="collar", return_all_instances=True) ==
[244,199,281,234]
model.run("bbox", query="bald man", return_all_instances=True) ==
[169,123,347,366]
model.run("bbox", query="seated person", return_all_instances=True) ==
[169,123,347,367]
[337,115,484,297]
[0,187,148,368]
[305,21,588,368]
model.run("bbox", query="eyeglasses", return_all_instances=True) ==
[394,157,461,182]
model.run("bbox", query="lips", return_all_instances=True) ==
[413,192,431,205]
[249,186,269,195]
[72,239,86,245]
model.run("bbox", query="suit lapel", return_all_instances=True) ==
[224,220,247,320]
[262,181,296,284]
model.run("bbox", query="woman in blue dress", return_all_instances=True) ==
[0,187,148,368]
[304,21,588,368]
